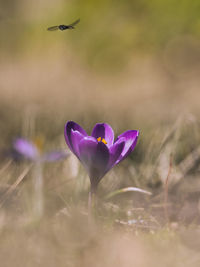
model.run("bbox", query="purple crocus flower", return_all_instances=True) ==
[14,138,68,162]
[64,121,139,194]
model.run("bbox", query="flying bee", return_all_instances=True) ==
[47,18,80,31]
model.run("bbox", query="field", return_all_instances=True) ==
[1,1,200,266]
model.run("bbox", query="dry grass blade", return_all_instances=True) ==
[171,145,200,189]
[178,145,200,176]
[0,160,12,176]
[0,164,33,208]
[164,154,173,224]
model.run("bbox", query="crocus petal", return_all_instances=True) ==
[78,136,110,189]
[91,123,114,147]
[115,130,139,163]
[42,150,69,162]
[64,121,87,152]
[14,138,39,160]
[107,138,125,171]
[70,130,85,158]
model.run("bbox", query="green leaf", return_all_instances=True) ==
[104,187,152,200]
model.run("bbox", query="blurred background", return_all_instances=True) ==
[1,1,200,266]
[1,0,200,131]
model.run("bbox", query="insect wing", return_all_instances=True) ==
[47,25,59,31]
[69,19,80,27]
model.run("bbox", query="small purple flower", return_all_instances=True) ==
[14,138,68,162]
[64,121,139,193]
[13,137,69,219]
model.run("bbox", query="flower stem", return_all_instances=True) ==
[33,161,44,220]
[88,182,98,220]
[88,190,96,213]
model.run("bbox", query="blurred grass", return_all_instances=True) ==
[0,110,200,266]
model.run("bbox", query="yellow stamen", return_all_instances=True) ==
[102,138,107,144]
[97,137,107,145]
[97,137,101,142]
[33,136,44,152]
